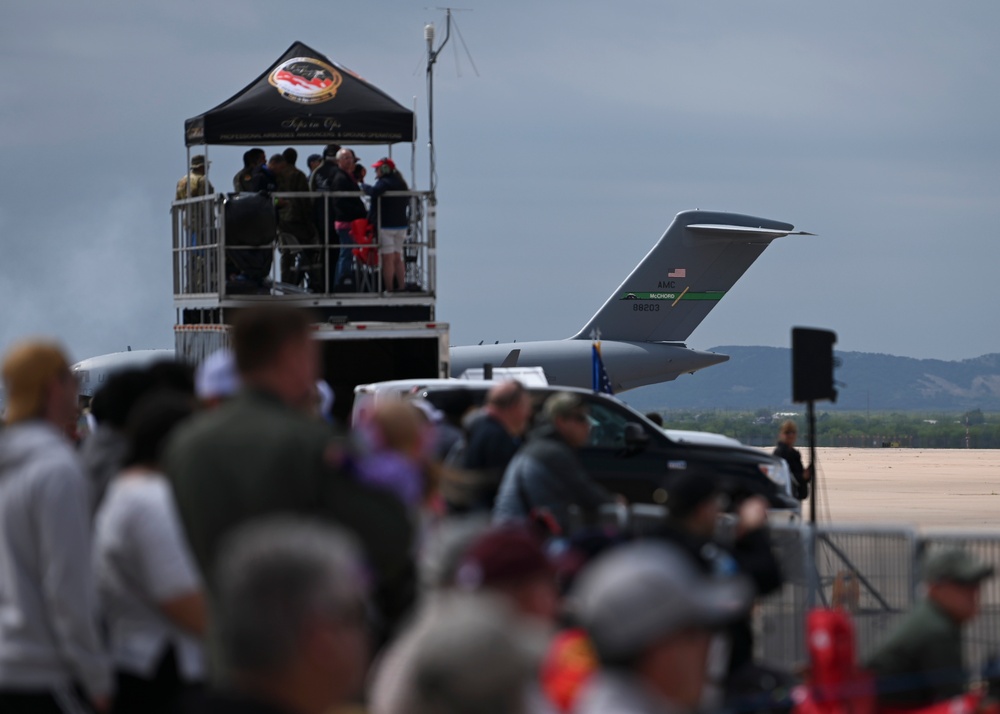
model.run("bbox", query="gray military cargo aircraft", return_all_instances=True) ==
[449,209,811,392]
[69,209,808,396]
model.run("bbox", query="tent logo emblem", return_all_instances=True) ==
[268,57,343,104]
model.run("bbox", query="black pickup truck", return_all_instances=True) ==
[354,380,801,515]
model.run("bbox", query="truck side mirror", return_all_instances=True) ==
[624,422,650,451]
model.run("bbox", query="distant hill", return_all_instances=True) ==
[622,347,1000,412]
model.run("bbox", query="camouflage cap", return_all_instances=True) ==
[923,548,994,584]
[190,154,208,168]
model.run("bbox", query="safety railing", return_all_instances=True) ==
[560,511,1000,674]
[758,525,1000,673]
[170,189,436,301]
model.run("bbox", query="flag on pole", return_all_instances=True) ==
[592,342,614,395]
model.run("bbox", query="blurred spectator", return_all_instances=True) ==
[452,380,532,512]
[865,548,995,709]
[773,419,810,501]
[537,531,626,713]
[82,368,146,515]
[352,400,435,509]
[82,362,195,514]
[370,593,545,714]
[571,541,753,714]
[453,525,559,624]
[93,391,206,714]
[0,341,112,713]
[164,306,415,633]
[417,514,492,594]
[653,472,783,702]
[493,392,614,535]
[426,388,475,462]
[193,518,369,714]
[645,412,664,427]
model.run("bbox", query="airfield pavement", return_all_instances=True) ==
[797,447,1000,531]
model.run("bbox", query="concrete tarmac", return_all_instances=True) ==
[799,447,1000,531]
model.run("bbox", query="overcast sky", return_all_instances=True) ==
[3,1,999,367]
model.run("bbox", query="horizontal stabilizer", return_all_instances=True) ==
[687,224,816,238]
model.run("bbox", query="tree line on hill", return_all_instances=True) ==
[652,408,1000,449]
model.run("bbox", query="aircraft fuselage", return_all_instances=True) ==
[449,340,729,393]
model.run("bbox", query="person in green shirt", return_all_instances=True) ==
[164,306,415,637]
[865,548,994,709]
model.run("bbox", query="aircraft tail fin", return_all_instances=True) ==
[574,210,811,343]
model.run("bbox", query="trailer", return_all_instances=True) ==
[175,319,448,423]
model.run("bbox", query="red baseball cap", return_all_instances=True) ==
[454,526,554,590]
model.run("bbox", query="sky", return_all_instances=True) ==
[2,1,999,367]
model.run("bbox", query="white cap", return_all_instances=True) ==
[196,349,240,401]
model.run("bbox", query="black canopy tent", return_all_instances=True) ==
[184,41,415,147]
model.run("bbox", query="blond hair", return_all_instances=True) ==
[2,341,71,425]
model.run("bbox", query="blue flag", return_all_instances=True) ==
[592,343,614,394]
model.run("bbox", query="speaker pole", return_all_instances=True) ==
[808,399,817,525]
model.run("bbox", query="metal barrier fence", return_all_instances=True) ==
[758,524,1000,673]
[171,189,435,299]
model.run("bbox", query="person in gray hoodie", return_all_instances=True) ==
[0,341,112,713]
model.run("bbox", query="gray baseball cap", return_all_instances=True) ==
[923,548,994,584]
[570,541,753,662]
[403,594,546,714]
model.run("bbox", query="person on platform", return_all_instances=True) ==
[773,419,811,501]
[310,144,342,289]
[175,155,215,245]
[306,153,323,180]
[232,148,274,193]
[176,154,213,199]
[269,153,318,286]
[331,148,367,291]
[368,157,410,294]
[866,548,995,709]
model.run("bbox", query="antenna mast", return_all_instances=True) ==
[424,10,453,193]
